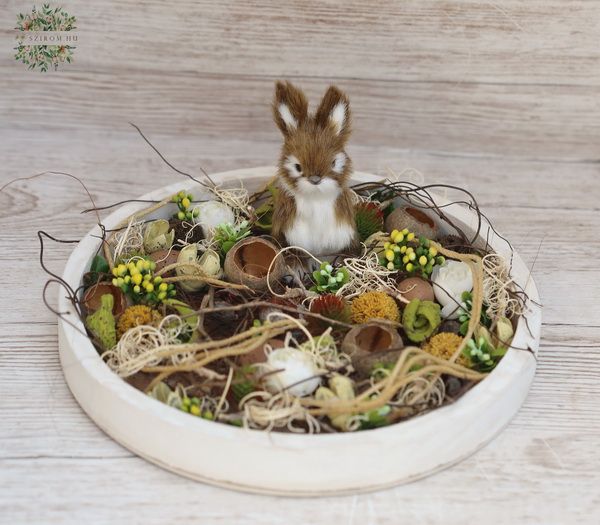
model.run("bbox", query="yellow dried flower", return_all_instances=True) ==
[117,305,162,338]
[351,291,400,324]
[422,332,469,367]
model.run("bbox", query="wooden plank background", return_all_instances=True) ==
[0,1,599,524]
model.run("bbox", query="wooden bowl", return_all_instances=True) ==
[58,166,541,496]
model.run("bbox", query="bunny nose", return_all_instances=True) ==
[308,175,322,185]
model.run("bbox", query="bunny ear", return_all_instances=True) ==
[273,81,308,136]
[315,85,351,139]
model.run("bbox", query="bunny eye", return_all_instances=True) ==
[284,156,303,178]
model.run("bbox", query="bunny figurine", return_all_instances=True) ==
[271,81,357,256]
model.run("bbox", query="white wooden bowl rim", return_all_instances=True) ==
[58,167,541,496]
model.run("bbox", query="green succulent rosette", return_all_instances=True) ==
[310,262,350,294]
[402,299,441,343]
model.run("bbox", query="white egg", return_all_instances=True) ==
[193,201,235,238]
[431,260,473,319]
[264,347,321,397]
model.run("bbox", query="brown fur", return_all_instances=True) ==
[271,81,357,250]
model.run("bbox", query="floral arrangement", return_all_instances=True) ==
[74,175,528,435]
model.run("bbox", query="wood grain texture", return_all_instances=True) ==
[1,1,600,159]
[3,0,600,86]
[1,71,599,159]
[0,0,599,523]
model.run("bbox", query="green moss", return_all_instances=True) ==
[402,299,441,343]
[85,294,116,351]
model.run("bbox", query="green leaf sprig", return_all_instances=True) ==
[310,262,350,294]
[359,400,391,430]
[213,220,252,256]
[458,290,491,336]
[463,336,507,372]
[83,254,110,287]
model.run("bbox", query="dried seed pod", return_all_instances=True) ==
[315,375,356,431]
[143,219,175,254]
[224,237,285,291]
[176,245,222,292]
[385,206,438,240]
[342,322,404,377]
[83,283,127,316]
